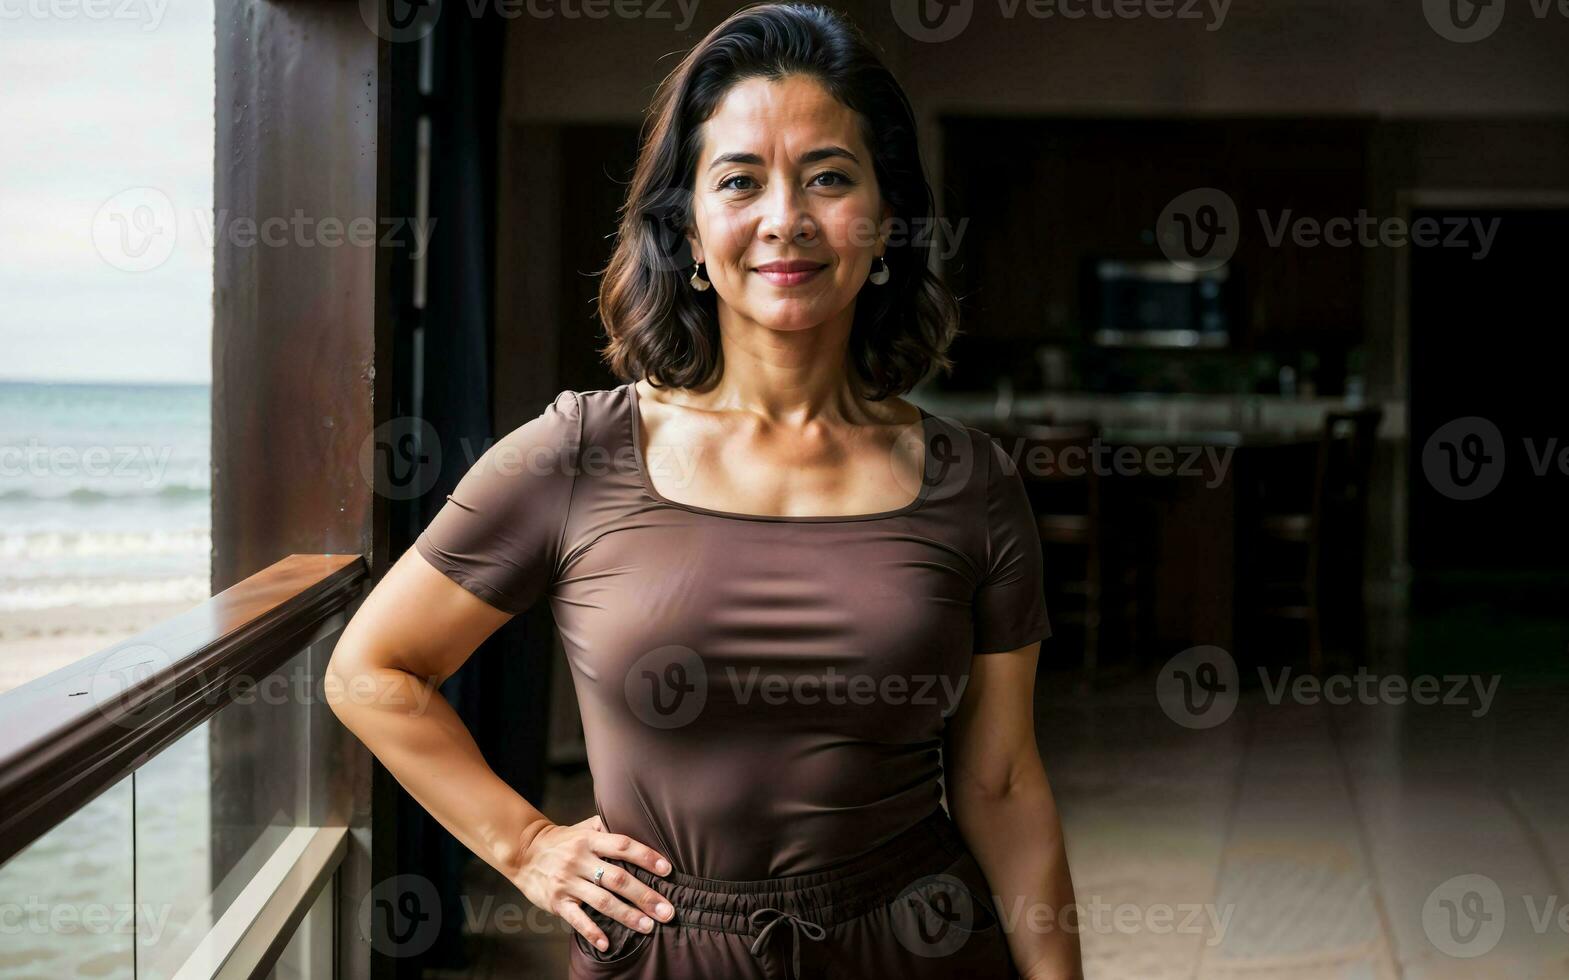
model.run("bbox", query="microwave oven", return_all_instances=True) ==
[1084,258,1238,349]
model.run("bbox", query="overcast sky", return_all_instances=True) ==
[1,0,214,385]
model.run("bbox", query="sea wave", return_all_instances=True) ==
[0,575,211,613]
[0,527,211,561]
[0,483,209,504]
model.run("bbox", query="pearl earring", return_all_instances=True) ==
[868,255,890,286]
[690,261,711,291]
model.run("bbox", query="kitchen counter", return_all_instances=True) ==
[904,389,1403,654]
[907,389,1406,441]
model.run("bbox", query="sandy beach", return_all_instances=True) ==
[0,600,200,695]
[0,601,217,980]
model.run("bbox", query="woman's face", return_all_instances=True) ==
[685,73,892,335]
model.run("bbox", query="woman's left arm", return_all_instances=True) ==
[944,641,1084,980]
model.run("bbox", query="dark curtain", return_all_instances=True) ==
[403,11,552,973]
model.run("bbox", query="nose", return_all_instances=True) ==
[755,180,817,245]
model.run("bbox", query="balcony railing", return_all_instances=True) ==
[0,554,369,980]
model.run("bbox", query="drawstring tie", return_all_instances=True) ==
[748,906,827,979]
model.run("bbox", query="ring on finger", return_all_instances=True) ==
[591,866,606,885]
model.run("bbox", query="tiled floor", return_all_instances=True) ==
[432,598,1569,979]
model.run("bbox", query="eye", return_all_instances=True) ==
[811,170,853,187]
[717,174,758,192]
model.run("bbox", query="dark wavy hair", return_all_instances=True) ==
[596,1,960,401]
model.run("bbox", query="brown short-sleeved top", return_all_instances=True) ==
[414,381,1050,879]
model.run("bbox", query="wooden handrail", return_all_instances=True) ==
[0,553,369,868]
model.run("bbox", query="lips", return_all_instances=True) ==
[754,260,828,286]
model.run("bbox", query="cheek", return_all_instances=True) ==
[705,214,752,262]
[820,199,881,255]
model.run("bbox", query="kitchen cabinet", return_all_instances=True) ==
[941,117,1370,351]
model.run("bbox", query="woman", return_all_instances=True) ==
[327,4,1081,978]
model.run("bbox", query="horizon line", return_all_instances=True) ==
[0,376,211,387]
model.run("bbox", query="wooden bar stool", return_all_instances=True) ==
[997,421,1148,690]
[1244,408,1382,674]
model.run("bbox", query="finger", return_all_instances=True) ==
[595,831,674,878]
[593,815,605,832]
[557,899,609,952]
[581,858,676,923]
[569,879,657,935]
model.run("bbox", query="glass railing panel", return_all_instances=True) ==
[0,776,136,980]
[261,876,334,980]
[133,617,344,980]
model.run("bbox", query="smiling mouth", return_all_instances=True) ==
[753,264,828,286]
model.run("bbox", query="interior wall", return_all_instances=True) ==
[496,1,1569,406]
[501,1,1569,122]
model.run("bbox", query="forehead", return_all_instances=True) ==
[697,74,866,163]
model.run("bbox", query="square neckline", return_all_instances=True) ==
[625,381,933,524]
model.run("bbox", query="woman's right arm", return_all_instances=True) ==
[324,546,676,951]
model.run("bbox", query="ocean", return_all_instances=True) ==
[0,379,216,979]
[0,380,211,615]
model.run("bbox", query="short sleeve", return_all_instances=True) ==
[972,435,1052,654]
[412,390,581,615]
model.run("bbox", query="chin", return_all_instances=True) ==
[755,309,834,333]
[757,290,848,323]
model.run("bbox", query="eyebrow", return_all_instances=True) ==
[706,145,861,172]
